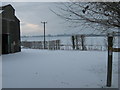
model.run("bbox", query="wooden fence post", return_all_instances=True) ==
[57,40,60,50]
[106,35,113,87]
[72,36,75,50]
[75,35,79,50]
[81,35,86,50]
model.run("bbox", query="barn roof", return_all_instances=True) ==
[0,4,14,10]
[0,4,19,22]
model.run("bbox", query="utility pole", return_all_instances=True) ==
[41,21,47,49]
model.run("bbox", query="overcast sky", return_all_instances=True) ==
[1,2,80,36]
[1,2,100,36]
[2,1,118,36]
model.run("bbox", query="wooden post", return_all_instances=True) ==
[72,36,75,50]
[106,35,113,87]
[57,40,60,50]
[81,35,86,50]
[55,40,57,50]
[75,35,79,50]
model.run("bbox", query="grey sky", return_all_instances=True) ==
[2,2,79,36]
[2,2,105,36]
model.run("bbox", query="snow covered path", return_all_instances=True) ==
[2,49,118,88]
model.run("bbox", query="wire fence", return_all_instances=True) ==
[21,35,119,51]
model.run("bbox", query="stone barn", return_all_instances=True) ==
[0,4,21,54]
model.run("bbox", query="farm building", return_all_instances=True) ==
[0,4,21,54]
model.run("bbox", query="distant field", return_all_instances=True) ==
[21,36,119,50]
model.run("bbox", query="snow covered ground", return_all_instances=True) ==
[2,49,118,88]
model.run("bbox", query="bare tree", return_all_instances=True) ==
[51,2,120,33]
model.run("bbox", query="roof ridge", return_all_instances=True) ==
[0,4,14,10]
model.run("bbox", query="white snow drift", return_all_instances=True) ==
[2,49,118,88]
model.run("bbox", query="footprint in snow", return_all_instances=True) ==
[61,81,69,85]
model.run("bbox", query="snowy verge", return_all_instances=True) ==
[2,49,118,88]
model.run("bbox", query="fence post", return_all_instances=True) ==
[75,35,79,50]
[106,35,113,87]
[72,36,75,50]
[81,35,86,50]
[57,40,60,50]
[55,40,57,50]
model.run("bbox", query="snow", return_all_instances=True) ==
[2,49,118,88]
